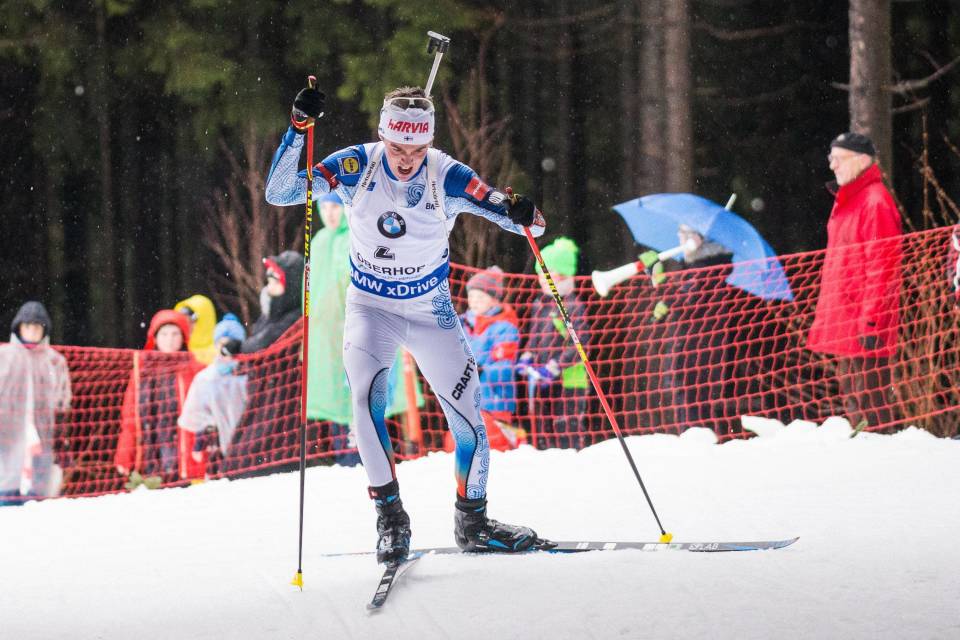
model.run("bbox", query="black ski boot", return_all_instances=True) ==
[454,496,541,553]
[370,480,411,566]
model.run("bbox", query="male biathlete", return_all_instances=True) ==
[265,83,548,565]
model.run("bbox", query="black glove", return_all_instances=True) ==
[221,338,243,357]
[859,335,879,351]
[506,194,537,227]
[291,86,325,131]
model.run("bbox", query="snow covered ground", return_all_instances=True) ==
[2,418,959,640]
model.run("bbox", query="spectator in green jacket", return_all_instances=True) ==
[518,237,593,449]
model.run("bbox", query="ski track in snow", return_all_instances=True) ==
[2,421,959,640]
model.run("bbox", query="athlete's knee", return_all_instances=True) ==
[351,367,390,414]
[343,343,383,374]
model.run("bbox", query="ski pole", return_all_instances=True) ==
[292,75,318,590]
[522,226,673,543]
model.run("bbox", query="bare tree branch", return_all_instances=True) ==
[833,56,959,94]
[942,132,960,163]
[441,31,518,269]
[695,20,826,42]
[891,96,930,115]
[506,4,616,28]
[698,75,810,105]
[0,37,42,49]
[202,125,302,326]
[887,54,960,94]
[918,49,940,70]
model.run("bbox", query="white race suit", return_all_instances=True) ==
[265,127,545,498]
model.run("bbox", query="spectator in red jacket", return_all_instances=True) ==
[807,132,903,429]
[443,266,527,452]
[116,309,203,485]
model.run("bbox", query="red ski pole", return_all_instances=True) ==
[522,226,673,543]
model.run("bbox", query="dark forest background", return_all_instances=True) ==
[2,0,959,347]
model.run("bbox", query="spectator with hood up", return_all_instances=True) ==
[0,302,71,505]
[174,294,218,365]
[178,313,249,478]
[242,251,304,354]
[116,309,203,485]
[306,192,359,465]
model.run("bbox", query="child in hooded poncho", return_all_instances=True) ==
[0,301,71,504]
[177,314,249,478]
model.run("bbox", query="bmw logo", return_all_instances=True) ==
[378,211,406,238]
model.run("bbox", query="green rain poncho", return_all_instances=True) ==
[306,201,422,423]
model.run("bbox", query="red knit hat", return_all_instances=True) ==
[466,266,504,300]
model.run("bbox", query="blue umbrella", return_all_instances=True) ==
[612,193,794,302]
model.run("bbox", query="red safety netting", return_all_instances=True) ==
[2,225,959,503]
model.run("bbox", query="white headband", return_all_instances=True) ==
[378,97,435,146]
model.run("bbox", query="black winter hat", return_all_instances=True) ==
[266,250,304,317]
[11,301,52,338]
[830,132,876,157]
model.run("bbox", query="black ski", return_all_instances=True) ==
[336,537,798,561]
[366,552,423,611]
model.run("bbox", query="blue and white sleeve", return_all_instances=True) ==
[265,127,367,206]
[441,160,546,238]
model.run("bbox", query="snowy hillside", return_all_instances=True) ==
[2,419,958,640]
